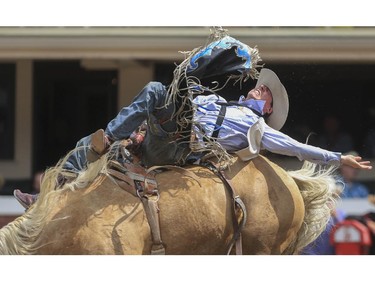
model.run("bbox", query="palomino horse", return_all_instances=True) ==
[0,145,337,255]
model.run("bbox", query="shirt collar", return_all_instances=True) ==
[238,95,266,114]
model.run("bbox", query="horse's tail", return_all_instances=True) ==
[284,161,339,254]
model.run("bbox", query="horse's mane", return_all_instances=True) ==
[0,143,118,255]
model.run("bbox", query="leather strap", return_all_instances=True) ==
[107,163,165,254]
[140,196,165,255]
[200,161,247,255]
[107,168,138,196]
[107,160,158,196]
[220,173,247,255]
[146,165,201,185]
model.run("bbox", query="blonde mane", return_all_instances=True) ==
[0,143,119,255]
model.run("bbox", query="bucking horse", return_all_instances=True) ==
[0,142,337,255]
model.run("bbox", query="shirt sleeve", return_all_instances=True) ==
[261,125,342,166]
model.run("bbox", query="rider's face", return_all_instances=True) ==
[246,85,273,115]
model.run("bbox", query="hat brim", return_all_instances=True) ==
[255,68,289,130]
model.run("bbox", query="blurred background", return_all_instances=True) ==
[1,27,375,232]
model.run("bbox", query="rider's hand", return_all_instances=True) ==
[341,154,372,170]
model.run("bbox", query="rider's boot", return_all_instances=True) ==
[13,169,79,209]
[13,189,39,210]
[87,129,110,163]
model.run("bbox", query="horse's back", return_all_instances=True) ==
[1,155,306,255]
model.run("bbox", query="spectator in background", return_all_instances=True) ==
[339,151,369,199]
[314,114,354,153]
[31,171,43,194]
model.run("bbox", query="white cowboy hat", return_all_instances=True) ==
[256,68,289,130]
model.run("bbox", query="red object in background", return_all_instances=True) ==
[330,219,372,255]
